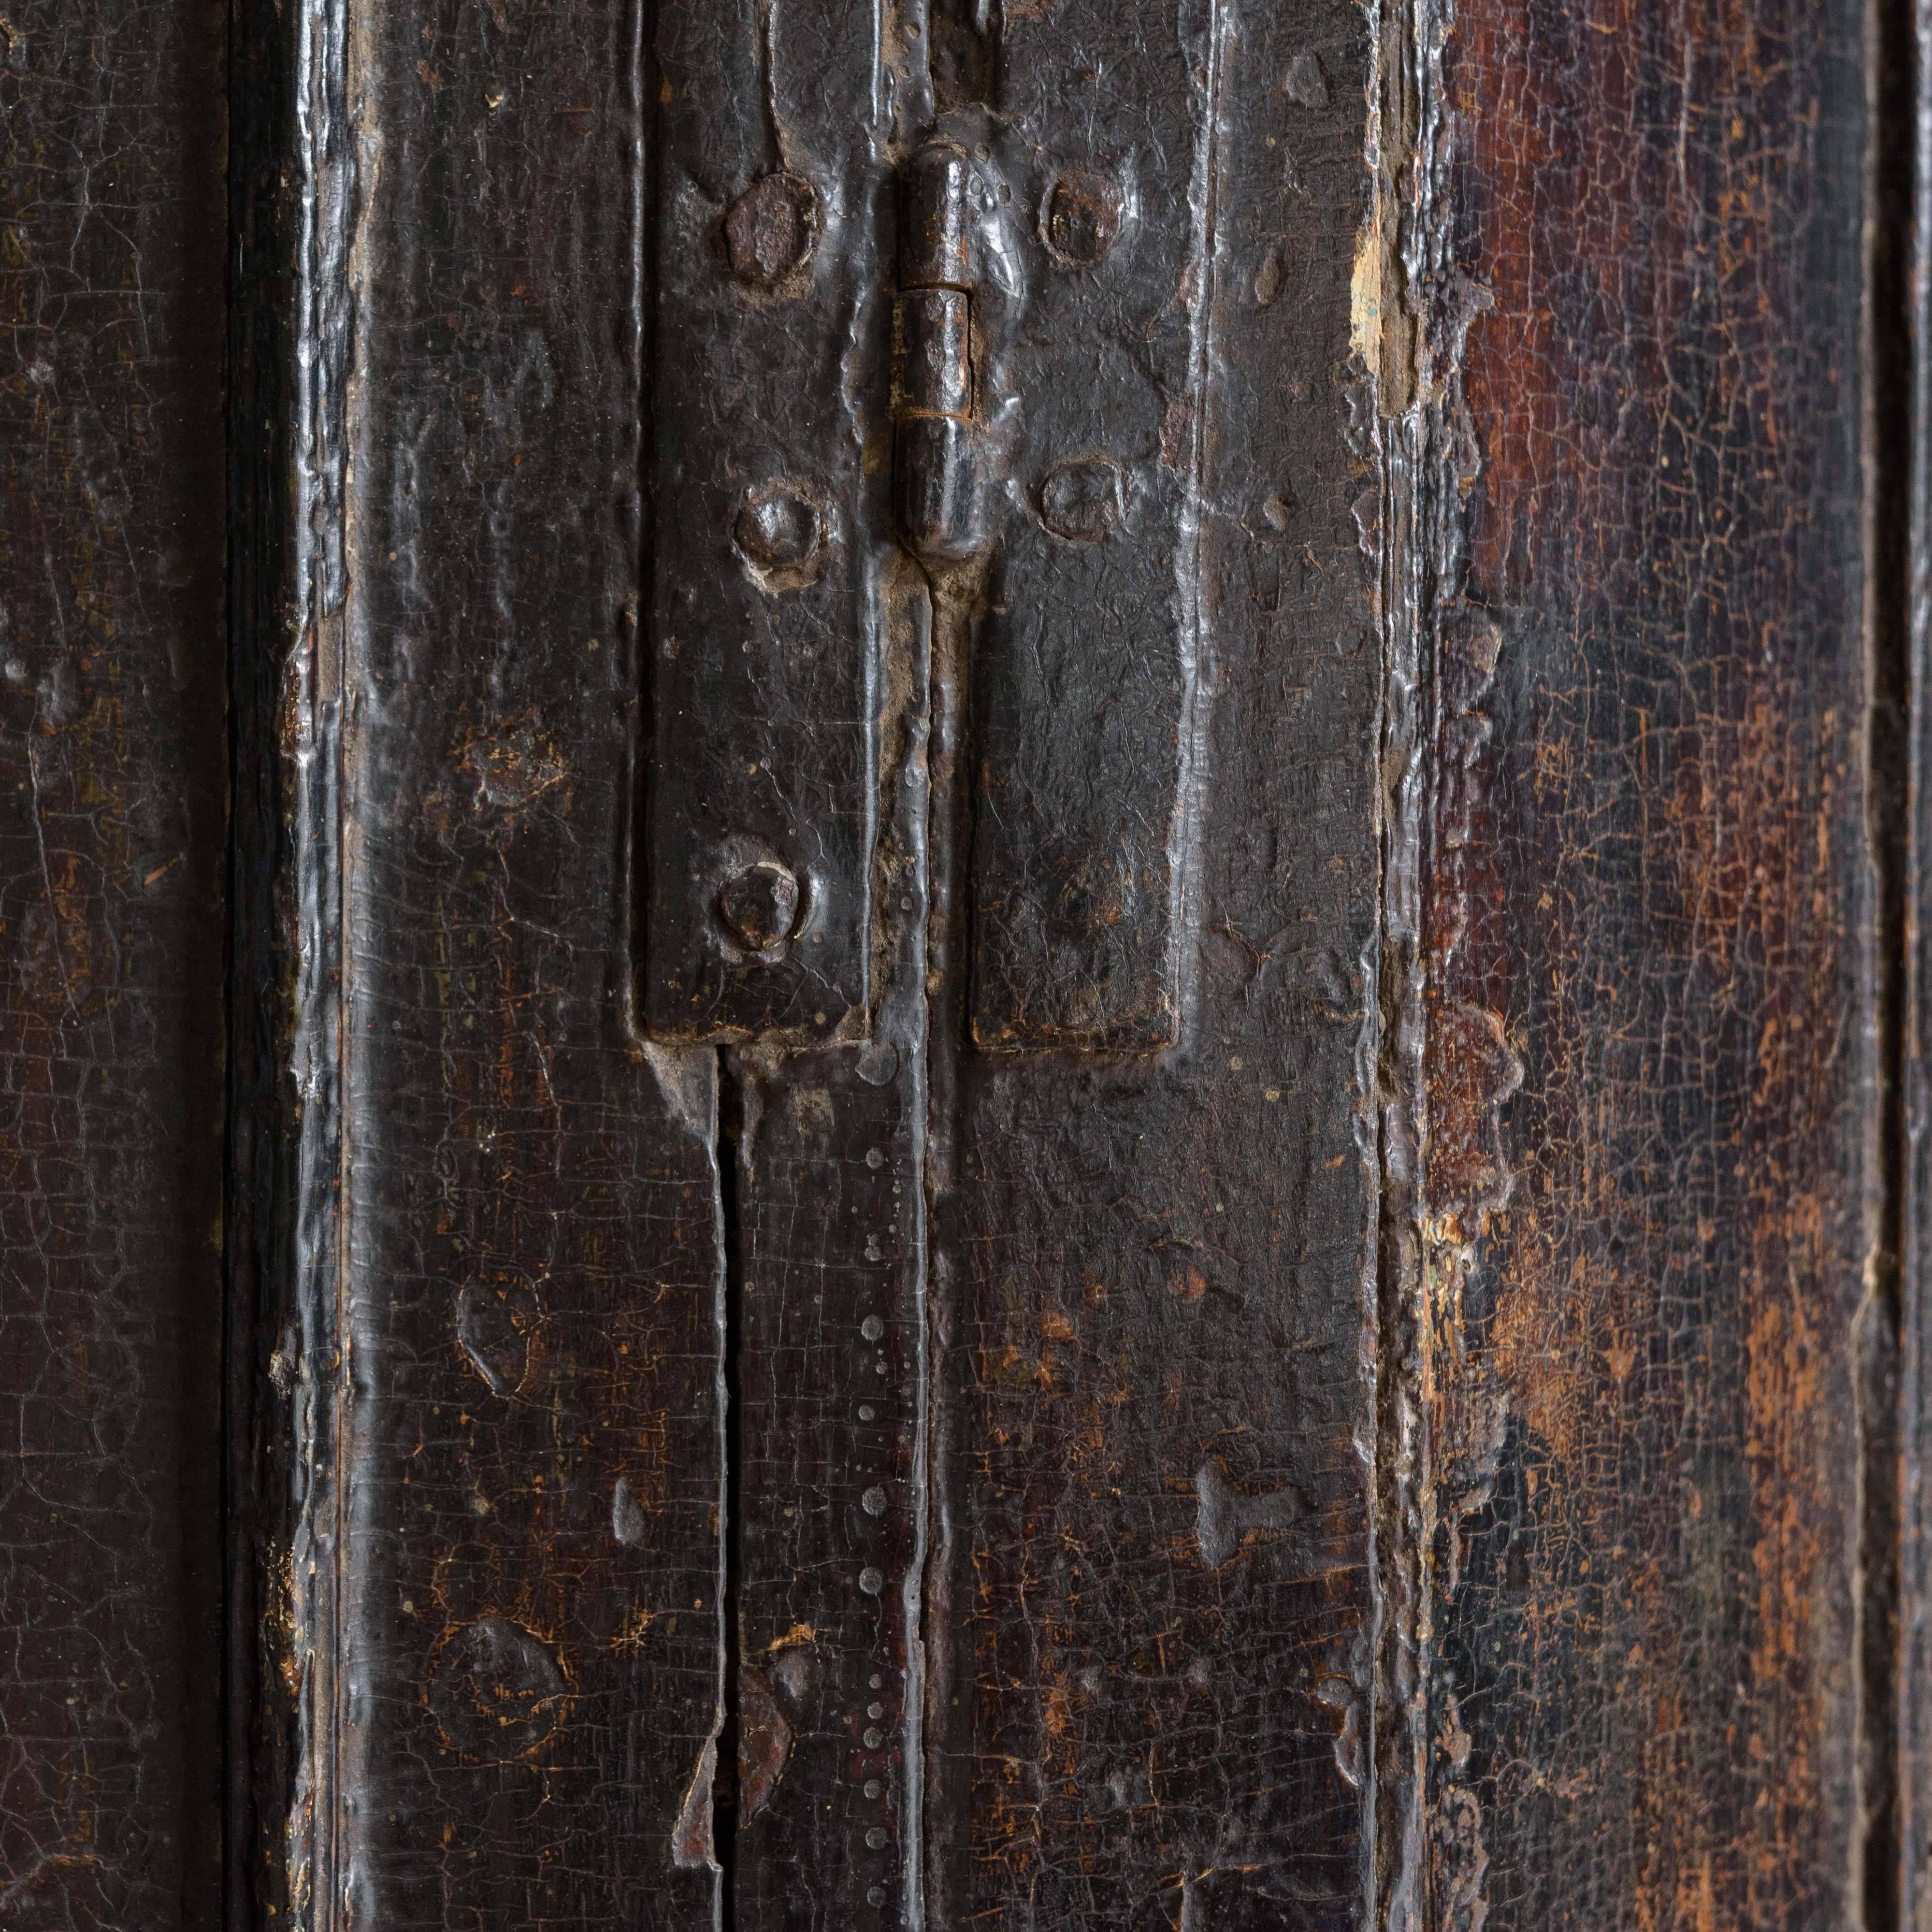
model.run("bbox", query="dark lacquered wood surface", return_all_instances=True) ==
[0,3,229,1924]
[1,0,1918,1927]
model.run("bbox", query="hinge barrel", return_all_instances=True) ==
[894,142,987,562]
[897,140,975,290]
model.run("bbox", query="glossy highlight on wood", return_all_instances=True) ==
[0,0,1919,1925]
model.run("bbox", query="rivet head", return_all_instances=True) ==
[717,860,801,953]
[725,171,821,286]
[733,481,828,592]
[1042,164,1125,268]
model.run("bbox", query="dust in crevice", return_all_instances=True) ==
[1371,0,1514,1922]
[1856,0,1911,1909]
[670,1047,750,1888]
[717,1049,748,1906]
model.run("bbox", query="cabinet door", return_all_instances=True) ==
[1,0,1916,1927]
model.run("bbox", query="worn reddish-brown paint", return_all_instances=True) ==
[1419,0,1886,1923]
[0,0,1914,1925]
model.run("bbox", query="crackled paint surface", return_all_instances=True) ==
[1396,0,1887,1925]
[302,0,1384,1922]
[0,0,1908,1926]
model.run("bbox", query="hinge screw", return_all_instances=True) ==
[716,860,801,953]
[732,482,826,590]
[1042,164,1124,269]
[724,171,821,286]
